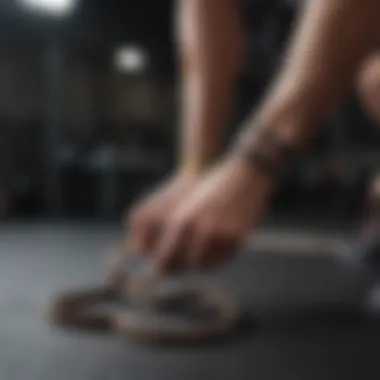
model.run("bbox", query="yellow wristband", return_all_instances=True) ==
[180,154,212,176]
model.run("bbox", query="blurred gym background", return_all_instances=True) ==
[1,3,380,378]
[0,0,378,225]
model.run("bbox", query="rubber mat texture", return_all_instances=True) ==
[0,222,379,380]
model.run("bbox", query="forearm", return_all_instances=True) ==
[237,0,380,158]
[175,0,243,175]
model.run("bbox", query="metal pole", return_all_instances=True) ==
[44,39,63,217]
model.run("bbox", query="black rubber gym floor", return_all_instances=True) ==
[0,222,379,380]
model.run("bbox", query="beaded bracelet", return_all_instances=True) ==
[231,129,301,177]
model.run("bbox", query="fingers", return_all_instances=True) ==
[156,220,191,273]
[189,224,241,270]
[126,195,247,273]
[128,209,163,255]
[155,217,243,273]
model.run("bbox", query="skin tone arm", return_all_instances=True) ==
[176,0,244,175]
[127,0,243,254]
[357,52,380,123]
[245,0,380,146]
[154,0,380,272]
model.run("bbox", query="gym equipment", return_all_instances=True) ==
[50,245,240,344]
[50,217,380,344]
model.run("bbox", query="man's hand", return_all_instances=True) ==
[127,172,201,255]
[154,156,276,272]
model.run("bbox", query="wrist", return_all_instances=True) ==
[230,125,302,180]
[225,153,278,195]
[178,153,216,178]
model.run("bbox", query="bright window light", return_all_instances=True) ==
[19,0,76,16]
[114,46,148,74]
